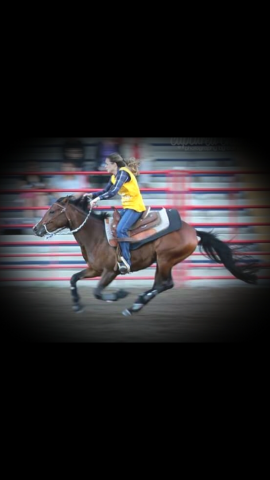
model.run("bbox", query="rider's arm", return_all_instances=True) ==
[91,179,113,200]
[94,170,130,201]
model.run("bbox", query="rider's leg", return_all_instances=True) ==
[117,209,142,272]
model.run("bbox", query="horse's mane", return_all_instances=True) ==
[59,195,110,221]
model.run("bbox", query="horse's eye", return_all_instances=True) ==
[50,210,55,214]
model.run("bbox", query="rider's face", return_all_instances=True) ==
[105,159,117,175]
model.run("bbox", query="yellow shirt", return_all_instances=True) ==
[111,167,146,212]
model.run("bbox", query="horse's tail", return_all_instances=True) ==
[196,230,258,285]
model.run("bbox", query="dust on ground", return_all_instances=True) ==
[1,285,269,342]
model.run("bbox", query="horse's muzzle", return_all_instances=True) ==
[33,224,46,237]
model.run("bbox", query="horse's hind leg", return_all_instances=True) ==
[70,267,98,313]
[122,262,174,316]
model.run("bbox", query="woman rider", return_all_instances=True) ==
[89,153,146,274]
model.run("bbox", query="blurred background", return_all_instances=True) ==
[0,137,269,288]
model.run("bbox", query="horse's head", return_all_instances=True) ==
[33,196,71,237]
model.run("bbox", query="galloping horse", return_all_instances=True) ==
[33,195,257,316]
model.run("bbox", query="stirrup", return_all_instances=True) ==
[118,257,130,275]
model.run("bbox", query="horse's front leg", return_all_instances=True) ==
[70,267,98,313]
[94,269,129,302]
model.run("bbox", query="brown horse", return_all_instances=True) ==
[33,195,258,315]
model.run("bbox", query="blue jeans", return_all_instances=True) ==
[117,209,142,266]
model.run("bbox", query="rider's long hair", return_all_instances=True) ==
[108,153,140,177]
[124,157,140,176]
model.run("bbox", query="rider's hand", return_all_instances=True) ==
[90,197,100,207]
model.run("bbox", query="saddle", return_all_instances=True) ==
[104,207,170,247]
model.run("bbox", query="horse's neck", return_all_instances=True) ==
[68,206,103,245]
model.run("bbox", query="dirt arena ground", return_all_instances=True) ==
[1,285,269,342]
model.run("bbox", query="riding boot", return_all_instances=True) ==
[118,257,131,275]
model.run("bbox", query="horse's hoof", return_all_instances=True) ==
[117,289,129,300]
[122,309,132,316]
[72,304,84,313]
[102,293,117,302]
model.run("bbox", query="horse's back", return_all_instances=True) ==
[153,219,198,262]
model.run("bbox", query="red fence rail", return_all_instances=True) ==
[1,168,270,284]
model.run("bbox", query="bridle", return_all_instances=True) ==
[33,198,93,239]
